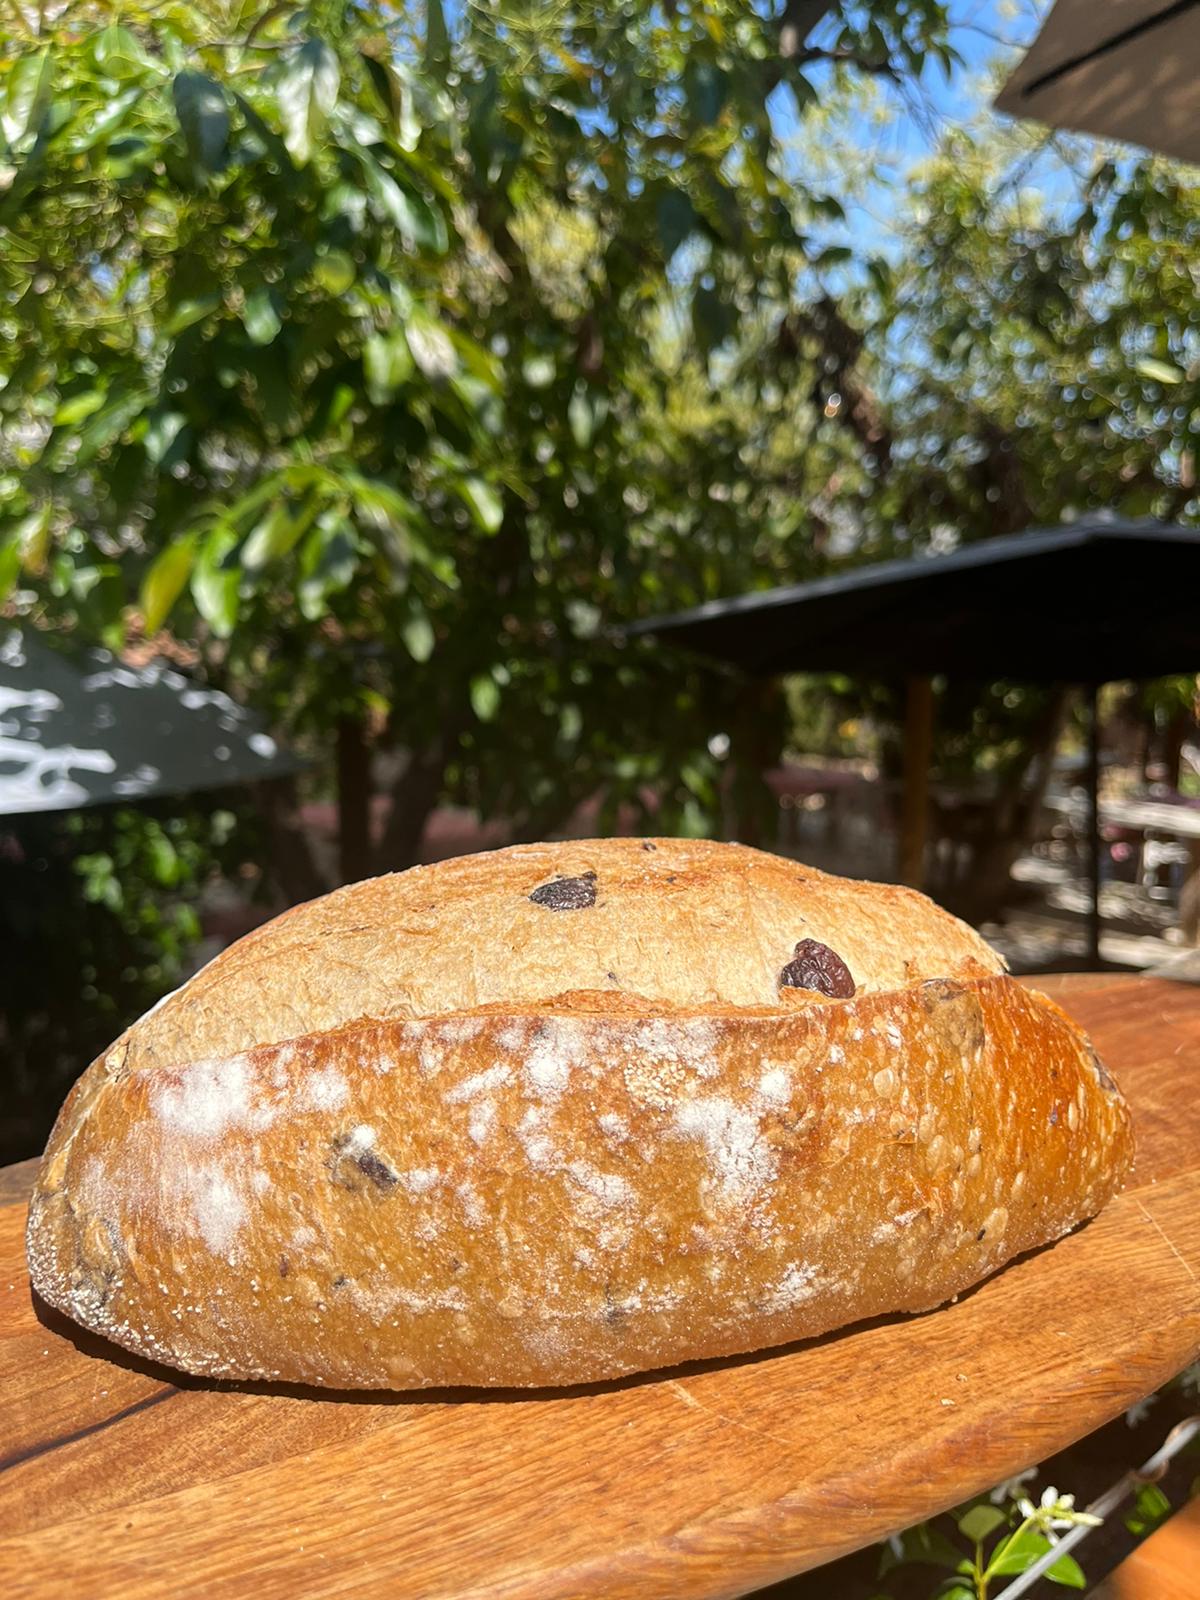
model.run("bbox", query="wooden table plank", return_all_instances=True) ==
[1089,1493,1200,1600]
[0,1160,37,1210]
[1,976,1198,1600]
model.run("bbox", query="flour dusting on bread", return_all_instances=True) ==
[26,838,1133,1390]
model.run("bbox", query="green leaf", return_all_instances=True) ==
[343,475,427,584]
[164,293,220,336]
[989,1526,1053,1577]
[140,534,197,633]
[1136,356,1183,384]
[1126,1481,1172,1535]
[2,52,52,146]
[224,470,307,530]
[815,245,853,268]
[655,188,699,258]
[402,611,435,662]
[148,831,181,886]
[242,500,311,570]
[685,60,727,124]
[277,39,340,166]
[1045,1551,1086,1589]
[92,26,157,80]
[230,88,291,166]
[389,61,424,151]
[470,673,500,722]
[54,390,106,427]
[867,256,892,299]
[61,86,142,153]
[296,512,359,619]
[323,384,356,430]
[692,284,735,355]
[0,539,20,602]
[143,410,187,466]
[191,526,240,638]
[71,386,149,465]
[361,154,447,251]
[568,390,593,447]
[406,310,457,379]
[15,504,52,572]
[242,286,282,346]
[363,329,414,402]
[173,72,229,174]
[958,1504,1007,1544]
[425,0,450,80]
[457,477,503,533]
[313,249,355,294]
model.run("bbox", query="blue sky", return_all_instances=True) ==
[770,0,1070,257]
[861,0,1048,161]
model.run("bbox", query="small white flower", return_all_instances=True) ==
[1125,1395,1158,1427]
[1021,1484,1103,1536]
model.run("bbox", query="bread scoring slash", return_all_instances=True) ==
[26,838,1134,1389]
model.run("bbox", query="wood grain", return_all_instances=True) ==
[0,1161,37,1210]
[1,976,1198,1600]
[1089,1493,1200,1599]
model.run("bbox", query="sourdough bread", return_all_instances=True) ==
[26,838,1133,1388]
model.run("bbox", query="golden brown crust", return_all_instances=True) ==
[26,838,1133,1390]
[100,837,1004,1072]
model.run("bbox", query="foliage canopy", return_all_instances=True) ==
[1,0,952,870]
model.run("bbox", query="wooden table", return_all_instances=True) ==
[1090,1491,1200,1600]
[2,974,1199,1600]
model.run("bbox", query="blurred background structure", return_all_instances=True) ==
[994,0,1200,165]
[633,518,1200,965]
[1,0,1198,1167]
[0,625,300,810]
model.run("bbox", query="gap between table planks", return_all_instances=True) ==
[1,974,1198,1600]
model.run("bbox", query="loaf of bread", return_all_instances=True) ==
[26,838,1133,1389]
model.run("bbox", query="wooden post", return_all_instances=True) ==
[729,678,781,849]
[1087,683,1102,968]
[899,675,934,889]
[1180,839,1200,946]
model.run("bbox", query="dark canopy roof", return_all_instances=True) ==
[0,629,302,815]
[628,518,1200,683]
[994,0,1200,167]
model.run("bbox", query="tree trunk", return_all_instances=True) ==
[898,675,934,888]
[372,686,475,874]
[372,745,447,874]
[727,679,786,847]
[336,714,372,886]
[252,775,329,907]
[945,687,1071,917]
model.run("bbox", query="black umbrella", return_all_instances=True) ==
[629,517,1200,963]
